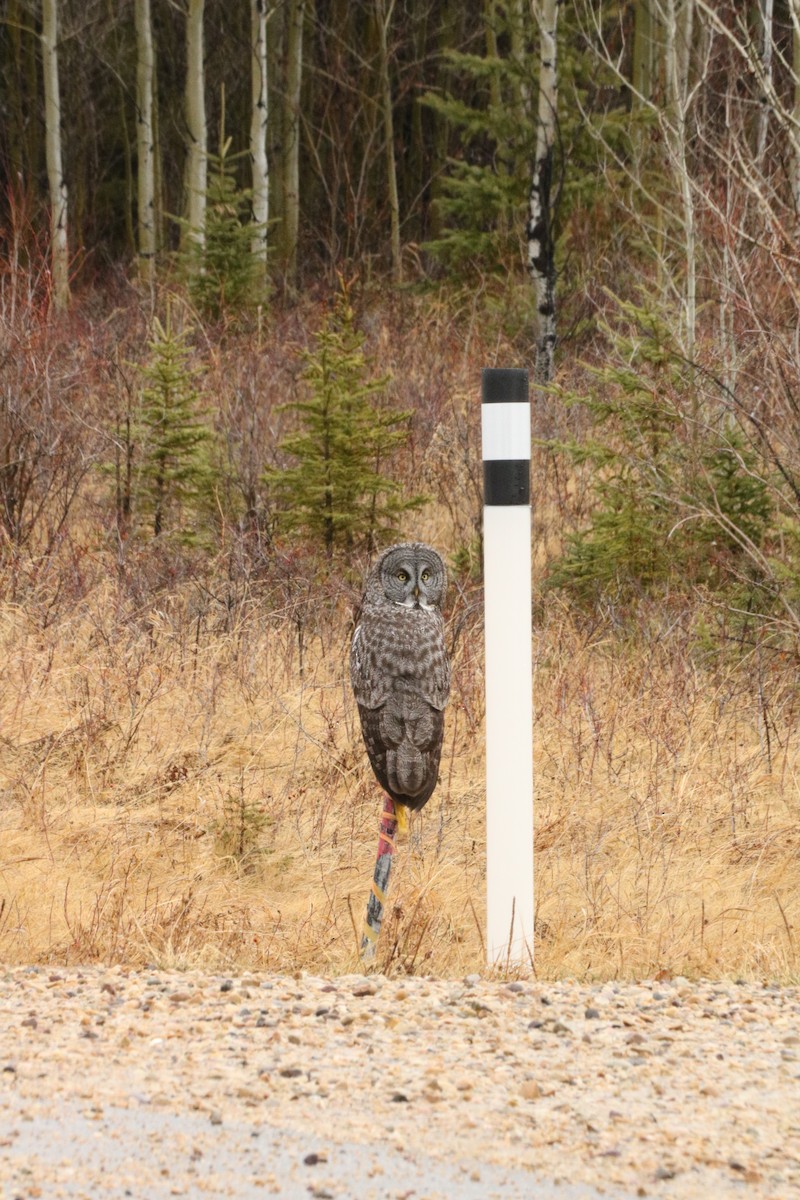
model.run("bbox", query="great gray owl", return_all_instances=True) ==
[350,543,451,822]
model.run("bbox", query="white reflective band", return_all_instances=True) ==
[481,402,531,461]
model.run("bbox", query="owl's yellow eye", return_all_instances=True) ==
[396,570,409,583]
[421,570,430,582]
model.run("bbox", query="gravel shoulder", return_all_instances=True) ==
[1,966,798,1199]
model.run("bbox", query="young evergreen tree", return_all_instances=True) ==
[547,298,773,603]
[135,308,213,541]
[266,286,424,556]
[423,7,535,273]
[184,98,263,319]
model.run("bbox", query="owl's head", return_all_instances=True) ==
[368,543,447,611]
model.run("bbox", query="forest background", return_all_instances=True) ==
[1,0,800,982]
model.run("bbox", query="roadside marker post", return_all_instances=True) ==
[481,367,534,966]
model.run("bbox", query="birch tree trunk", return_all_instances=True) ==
[8,0,26,187]
[376,0,401,282]
[755,0,774,170]
[282,0,305,288]
[663,0,696,360]
[527,0,559,384]
[184,0,207,255]
[250,0,269,273]
[42,0,69,311]
[135,0,156,283]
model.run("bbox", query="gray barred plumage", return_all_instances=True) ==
[350,543,450,813]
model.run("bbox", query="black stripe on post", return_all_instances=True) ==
[481,368,531,507]
[481,367,529,405]
[483,460,531,506]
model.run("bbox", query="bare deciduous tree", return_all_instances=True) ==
[184,0,207,256]
[250,0,269,275]
[42,0,69,312]
[789,0,800,209]
[135,0,156,284]
[528,0,559,384]
[663,0,698,361]
[578,0,704,360]
[755,0,774,171]
[376,0,401,282]
[282,0,306,288]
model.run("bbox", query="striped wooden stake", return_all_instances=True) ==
[482,367,534,966]
[360,798,399,960]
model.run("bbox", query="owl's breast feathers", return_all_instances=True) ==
[350,606,450,711]
[350,606,450,810]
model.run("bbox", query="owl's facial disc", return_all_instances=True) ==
[390,560,431,609]
[378,544,444,613]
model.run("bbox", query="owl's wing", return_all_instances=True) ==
[350,622,390,709]
[421,657,450,711]
[420,617,451,712]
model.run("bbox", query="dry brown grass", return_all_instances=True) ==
[2,545,798,982]
[0,283,798,981]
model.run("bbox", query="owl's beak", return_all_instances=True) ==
[413,585,420,600]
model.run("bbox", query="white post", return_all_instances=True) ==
[482,367,534,966]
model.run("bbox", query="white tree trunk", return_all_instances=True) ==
[42,0,69,311]
[250,0,269,270]
[664,0,696,360]
[756,0,774,170]
[527,0,559,384]
[184,0,207,253]
[376,0,401,282]
[135,0,156,282]
[283,0,305,287]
